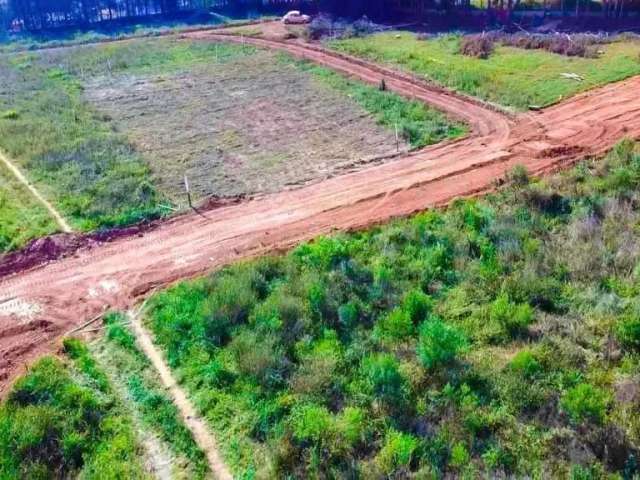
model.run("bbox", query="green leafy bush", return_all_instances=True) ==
[489,293,535,338]
[361,354,406,404]
[417,317,467,370]
[290,404,334,444]
[509,349,542,378]
[376,430,420,474]
[616,317,640,352]
[561,383,609,424]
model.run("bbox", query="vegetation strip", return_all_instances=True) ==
[0,149,72,233]
[331,32,640,110]
[0,339,148,478]
[91,312,210,478]
[145,141,640,478]
[129,309,232,480]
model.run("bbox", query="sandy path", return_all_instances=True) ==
[0,34,640,395]
[0,150,73,233]
[129,310,232,480]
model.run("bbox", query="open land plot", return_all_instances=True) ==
[0,37,463,248]
[80,41,463,201]
[331,32,640,110]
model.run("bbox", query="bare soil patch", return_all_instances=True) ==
[83,49,407,203]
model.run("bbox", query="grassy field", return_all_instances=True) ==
[0,161,58,252]
[0,340,148,478]
[331,33,640,110]
[0,329,209,478]
[0,37,464,249]
[90,312,210,479]
[146,141,640,478]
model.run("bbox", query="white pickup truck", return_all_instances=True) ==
[282,10,311,25]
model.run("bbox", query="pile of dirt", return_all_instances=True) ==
[0,222,160,279]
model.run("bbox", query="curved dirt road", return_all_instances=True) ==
[1,34,640,394]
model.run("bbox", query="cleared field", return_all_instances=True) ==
[0,37,462,247]
[81,44,462,201]
[331,33,640,110]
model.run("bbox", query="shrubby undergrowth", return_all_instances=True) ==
[0,339,147,478]
[147,141,640,477]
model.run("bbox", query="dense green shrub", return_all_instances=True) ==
[561,383,609,424]
[361,354,407,405]
[0,352,146,479]
[376,430,421,474]
[417,317,467,369]
[616,317,640,352]
[489,293,535,339]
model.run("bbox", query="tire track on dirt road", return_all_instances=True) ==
[1,34,640,403]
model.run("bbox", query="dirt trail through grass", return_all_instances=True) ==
[128,309,232,480]
[1,31,640,399]
[0,150,72,234]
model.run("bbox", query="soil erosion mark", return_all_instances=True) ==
[1,31,640,397]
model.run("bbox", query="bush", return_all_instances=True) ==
[336,407,368,448]
[509,350,542,378]
[506,164,530,186]
[450,442,470,469]
[561,383,608,424]
[376,430,420,474]
[490,32,604,58]
[374,308,414,341]
[290,404,334,444]
[460,35,494,59]
[1,109,18,119]
[616,317,640,352]
[489,293,534,338]
[361,354,406,404]
[417,317,467,370]
[229,330,283,386]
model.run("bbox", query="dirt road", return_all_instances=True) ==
[1,34,640,394]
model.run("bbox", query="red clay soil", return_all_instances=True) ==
[1,32,640,394]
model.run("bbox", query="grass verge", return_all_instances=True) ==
[287,56,467,149]
[0,160,58,251]
[146,140,640,478]
[0,339,148,478]
[330,33,640,110]
[90,312,210,479]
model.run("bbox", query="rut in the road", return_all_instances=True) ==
[128,309,232,480]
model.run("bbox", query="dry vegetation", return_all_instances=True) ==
[82,48,413,201]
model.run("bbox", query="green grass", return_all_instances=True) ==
[0,339,148,479]
[288,56,467,148]
[146,140,640,478]
[331,33,640,110]
[0,161,58,251]
[89,312,210,479]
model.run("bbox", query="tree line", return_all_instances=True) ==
[0,0,283,32]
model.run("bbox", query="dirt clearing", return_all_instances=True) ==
[83,48,411,202]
